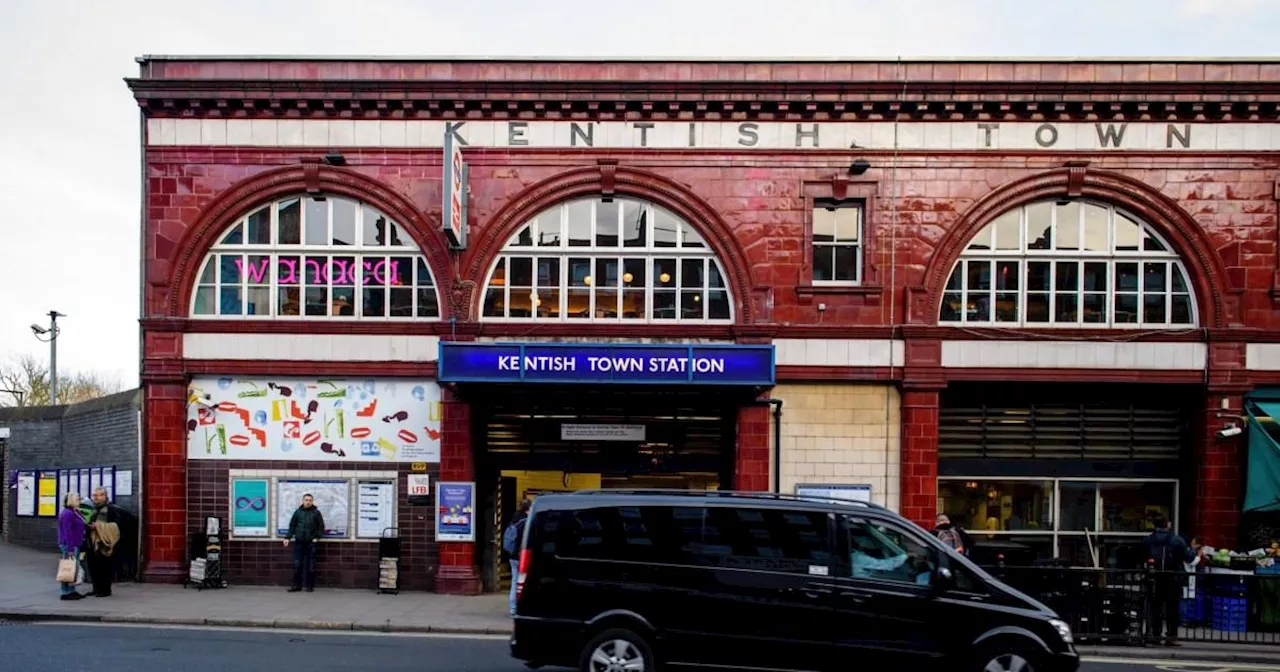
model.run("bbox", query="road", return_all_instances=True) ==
[0,622,1276,672]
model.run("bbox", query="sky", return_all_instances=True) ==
[0,0,1277,390]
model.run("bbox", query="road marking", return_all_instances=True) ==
[27,621,509,640]
[1084,657,1280,671]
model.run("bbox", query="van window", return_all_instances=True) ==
[839,516,936,587]
[559,506,672,563]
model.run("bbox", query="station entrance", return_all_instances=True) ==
[459,384,754,591]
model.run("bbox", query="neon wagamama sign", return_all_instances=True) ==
[232,257,410,285]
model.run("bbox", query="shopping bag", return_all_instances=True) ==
[56,557,77,583]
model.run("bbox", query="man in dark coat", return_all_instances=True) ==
[283,493,325,592]
[1144,515,1193,646]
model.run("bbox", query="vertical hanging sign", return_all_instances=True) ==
[441,131,468,250]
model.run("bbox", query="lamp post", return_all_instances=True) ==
[30,311,64,405]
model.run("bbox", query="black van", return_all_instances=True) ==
[510,490,1078,672]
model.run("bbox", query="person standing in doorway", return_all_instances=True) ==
[57,493,86,600]
[1144,514,1193,646]
[283,493,325,592]
[502,499,531,616]
[86,487,120,597]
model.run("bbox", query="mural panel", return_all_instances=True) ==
[187,376,441,462]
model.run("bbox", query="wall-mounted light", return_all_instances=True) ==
[323,152,347,166]
[848,158,871,176]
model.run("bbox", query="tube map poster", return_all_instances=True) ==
[187,376,441,463]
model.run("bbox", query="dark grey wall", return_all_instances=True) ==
[2,390,141,559]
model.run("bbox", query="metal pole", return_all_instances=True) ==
[49,311,59,405]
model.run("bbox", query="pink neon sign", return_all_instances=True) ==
[232,258,407,286]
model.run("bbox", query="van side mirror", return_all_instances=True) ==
[931,566,954,592]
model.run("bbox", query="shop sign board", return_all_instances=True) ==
[438,342,775,386]
[436,481,476,541]
[561,423,646,442]
[407,474,432,506]
[441,131,468,249]
[795,483,873,504]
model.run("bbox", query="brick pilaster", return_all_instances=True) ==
[899,385,942,530]
[1195,389,1246,548]
[142,382,188,583]
[735,404,771,492]
[434,386,481,594]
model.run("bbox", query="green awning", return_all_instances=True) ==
[1244,400,1280,513]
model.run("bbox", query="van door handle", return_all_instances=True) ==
[801,585,834,599]
[839,589,872,604]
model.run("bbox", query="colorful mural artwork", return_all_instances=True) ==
[186,377,442,462]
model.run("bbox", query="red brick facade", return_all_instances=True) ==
[130,58,1280,587]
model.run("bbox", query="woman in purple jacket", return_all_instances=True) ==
[58,492,86,600]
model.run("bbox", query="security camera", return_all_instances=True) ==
[30,324,47,335]
[1217,424,1243,439]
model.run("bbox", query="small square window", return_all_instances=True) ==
[812,201,863,284]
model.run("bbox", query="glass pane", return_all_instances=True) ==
[1143,230,1168,252]
[244,254,269,286]
[1055,261,1079,292]
[303,256,328,286]
[993,210,1022,250]
[681,291,705,319]
[278,287,301,316]
[331,199,356,246]
[654,258,677,289]
[833,245,859,282]
[1026,262,1050,292]
[595,258,619,289]
[595,289,619,318]
[595,200,618,247]
[193,287,215,315]
[836,207,860,242]
[1115,262,1139,292]
[416,257,434,287]
[1115,293,1138,323]
[969,535,1055,567]
[622,200,647,248]
[386,222,405,247]
[940,292,962,322]
[1082,203,1108,251]
[621,289,646,319]
[622,258,646,288]
[966,261,991,291]
[197,258,215,284]
[1060,536,1150,570]
[508,289,533,318]
[304,287,327,316]
[938,479,1054,533]
[1082,293,1106,324]
[566,201,591,247]
[968,293,991,322]
[389,287,413,317]
[996,261,1019,291]
[537,289,561,319]
[509,257,533,287]
[1115,213,1140,252]
[482,288,504,317]
[653,290,676,319]
[1026,293,1050,323]
[681,221,706,248]
[1144,262,1167,292]
[487,258,507,289]
[246,208,271,245]
[220,223,244,245]
[1082,262,1108,292]
[995,293,1018,322]
[1058,482,1098,531]
[331,287,355,316]
[569,258,592,288]
[1143,295,1167,323]
[967,223,993,251]
[304,199,328,246]
[361,287,385,317]
[1055,293,1078,323]
[277,255,300,285]
[416,288,438,317]
[537,209,562,247]
[708,263,725,288]
[1054,201,1080,251]
[361,205,385,246]
[813,247,834,282]
[536,258,560,288]
[813,206,836,243]
[708,291,730,320]
[1172,266,1189,293]
[511,224,534,247]
[681,258,705,288]
[1026,202,1052,250]
[945,266,962,291]
[566,289,591,318]
[331,256,355,288]
[1171,295,1193,324]
[654,207,679,248]
[219,254,242,284]
[278,199,301,245]
[1100,482,1176,533]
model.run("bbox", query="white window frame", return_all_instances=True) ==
[190,196,441,320]
[938,200,1198,329]
[479,197,734,324]
[811,200,864,286]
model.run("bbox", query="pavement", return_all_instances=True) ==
[2,542,1278,666]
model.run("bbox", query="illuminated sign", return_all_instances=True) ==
[438,342,775,385]
[441,131,468,249]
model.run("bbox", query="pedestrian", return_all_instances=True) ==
[57,492,86,600]
[502,499,531,616]
[1144,514,1193,646]
[283,493,325,592]
[932,514,969,556]
[86,487,121,598]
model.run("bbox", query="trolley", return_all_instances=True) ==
[376,527,400,594]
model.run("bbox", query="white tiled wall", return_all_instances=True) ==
[1247,344,1280,371]
[940,340,1205,369]
[183,333,439,362]
[773,384,900,511]
[774,339,904,367]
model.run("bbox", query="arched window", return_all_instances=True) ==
[939,200,1196,328]
[191,196,440,319]
[480,196,733,322]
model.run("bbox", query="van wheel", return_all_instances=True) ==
[580,628,654,672]
[975,647,1042,672]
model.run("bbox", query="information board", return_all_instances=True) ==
[276,479,349,538]
[16,472,36,516]
[435,482,475,542]
[231,479,270,537]
[37,471,58,516]
[356,481,396,538]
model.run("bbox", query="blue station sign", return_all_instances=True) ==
[438,342,775,386]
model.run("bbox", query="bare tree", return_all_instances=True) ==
[0,354,123,407]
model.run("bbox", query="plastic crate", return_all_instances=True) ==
[1210,575,1249,597]
[1212,613,1248,632]
[1180,595,1207,623]
[1210,596,1248,631]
